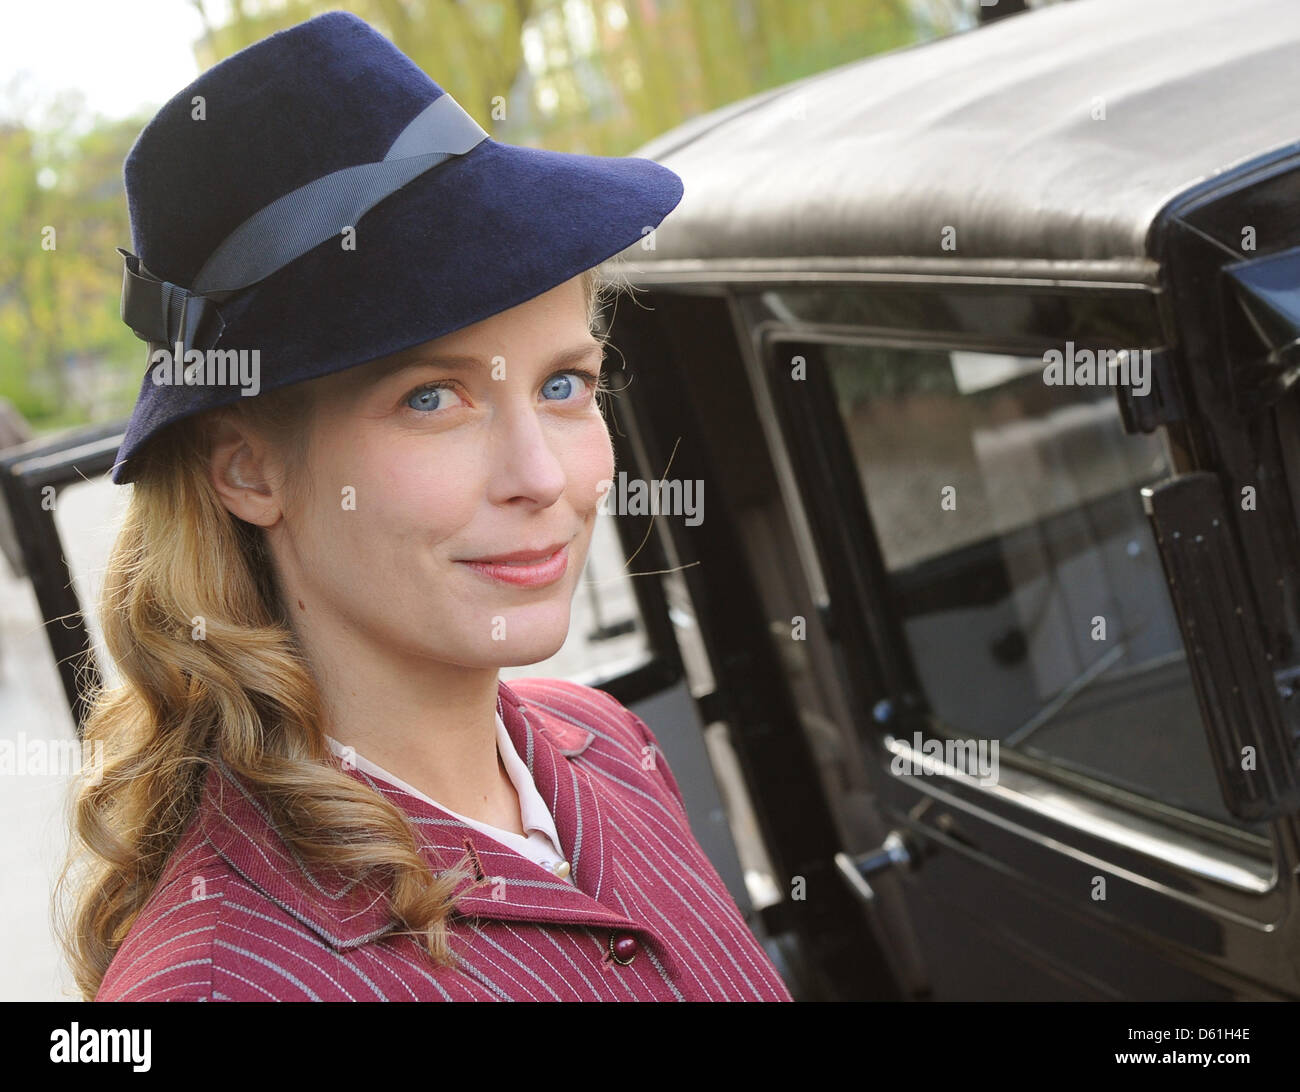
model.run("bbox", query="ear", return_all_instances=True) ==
[207,410,286,528]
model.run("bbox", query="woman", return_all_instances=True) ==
[54,10,791,1002]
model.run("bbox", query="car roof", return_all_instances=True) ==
[628,0,1300,277]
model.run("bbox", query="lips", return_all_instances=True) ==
[462,543,568,564]
[456,542,570,588]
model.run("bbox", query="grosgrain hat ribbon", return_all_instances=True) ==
[117,91,489,360]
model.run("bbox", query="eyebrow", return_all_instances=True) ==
[374,340,604,383]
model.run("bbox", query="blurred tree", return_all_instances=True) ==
[0,100,141,430]
[189,0,537,134]
[0,120,54,420]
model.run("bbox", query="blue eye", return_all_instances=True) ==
[542,370,598,402]
[542,374,575,401]
[406,385,464,413]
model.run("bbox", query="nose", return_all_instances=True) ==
[485,397,567,508]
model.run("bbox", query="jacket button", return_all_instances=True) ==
[609,932,639,965]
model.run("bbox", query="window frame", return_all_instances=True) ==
[741,286,1278,877]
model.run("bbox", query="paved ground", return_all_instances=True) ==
[0,553,83,1001]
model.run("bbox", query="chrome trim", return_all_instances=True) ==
[834,851,878,905]
[882,734,1277,900]
[607,255,1161,289]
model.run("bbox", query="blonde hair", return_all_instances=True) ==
[55,264,626,1000]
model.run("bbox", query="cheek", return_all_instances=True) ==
[312,433,484,560]
[370,444,484,541]
[565,417,616,507]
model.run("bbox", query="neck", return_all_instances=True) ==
[295,611,520,831]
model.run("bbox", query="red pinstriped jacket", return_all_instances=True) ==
[94,678,792,1001]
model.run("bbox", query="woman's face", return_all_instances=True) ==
[234,275,614,669]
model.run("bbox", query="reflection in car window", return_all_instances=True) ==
[818,341,1268,836]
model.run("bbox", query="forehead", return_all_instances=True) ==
[321,277,596,394]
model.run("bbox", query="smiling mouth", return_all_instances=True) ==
[456,544,570,588]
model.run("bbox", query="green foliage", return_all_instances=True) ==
[0,109,145,431]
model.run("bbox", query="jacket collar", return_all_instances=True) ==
[197,679,639,950]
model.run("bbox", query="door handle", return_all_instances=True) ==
[834,830,921,905]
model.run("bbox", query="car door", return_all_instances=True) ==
[600,274,1300,1000]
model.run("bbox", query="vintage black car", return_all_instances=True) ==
[6,0,1300,1000]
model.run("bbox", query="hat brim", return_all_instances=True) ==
[111,138,682,484]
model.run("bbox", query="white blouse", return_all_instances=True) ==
[324,712,574,884]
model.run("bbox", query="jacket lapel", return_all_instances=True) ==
[400,681,638,931]
[198,679,639,952]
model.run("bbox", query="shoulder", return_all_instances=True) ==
[504,676,689,819]
[94,813,349,1002]
[95,823,227,1002]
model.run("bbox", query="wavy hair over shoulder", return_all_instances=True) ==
[55,263,630,999]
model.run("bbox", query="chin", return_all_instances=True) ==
[453,639,567,670]
[497,647,564,669]
[450,616,572,669]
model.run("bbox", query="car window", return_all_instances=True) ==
[784,337,1268,836]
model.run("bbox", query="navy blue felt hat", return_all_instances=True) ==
[110,9,683,485]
